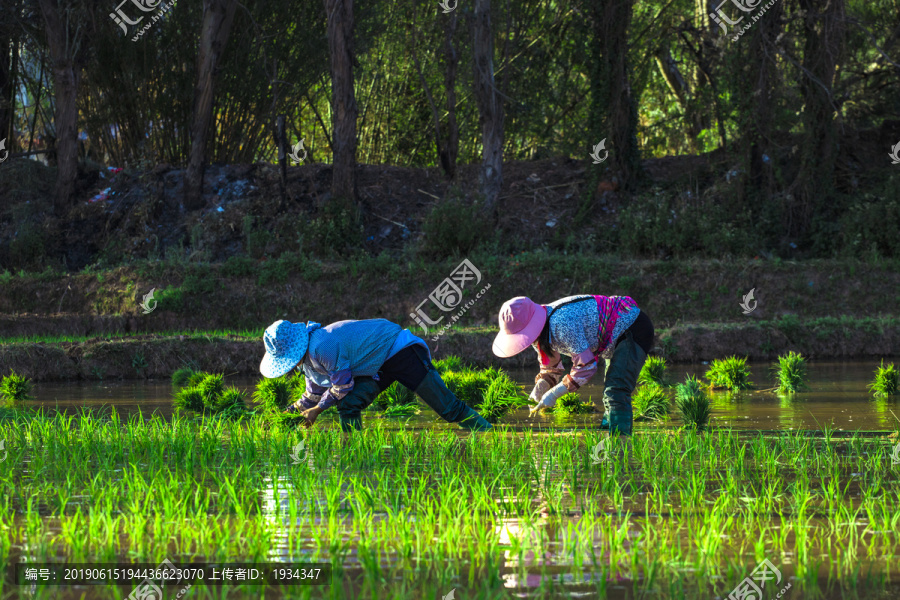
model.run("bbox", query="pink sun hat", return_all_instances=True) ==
[492,297,548,357]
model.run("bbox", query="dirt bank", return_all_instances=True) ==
[1,257,899,337]
[2,317,898,382]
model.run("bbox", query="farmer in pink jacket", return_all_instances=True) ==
[492,295,654,436]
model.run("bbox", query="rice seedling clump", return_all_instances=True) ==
[0,370,34,407]
[551,392,595,415]
[705,356,753,390]
[774,351,808,393]
[172,372,250,419]
[675,374,711,431]
[632,385,670,420]
[434,355,467,374]
[171,367,196,387]
[868,360,899,397]
[638,355,670,387]
[376,382,420,417]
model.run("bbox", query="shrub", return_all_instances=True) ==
[310,200,364,256]
[638,356,670,387]
[705,356,753,390]
[0,371,34,407]
[773,351,807,393]
[675,375,711,431]
[868,360,899,398]
[632,385,670,420]
[419,197,492,258]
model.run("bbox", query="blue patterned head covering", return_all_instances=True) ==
[259,320,321,378]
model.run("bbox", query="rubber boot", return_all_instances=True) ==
[415,369,493,432]
[607,409,633,436]
[600,415,610,429]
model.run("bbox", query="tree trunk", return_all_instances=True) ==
[324,0,358,205]
[789,0,845,237]
[38,0,83,214]
[472,0,503,212]
[743,0,784,198]
[442,12,460,179]
[0,34,15,150]
[589,0,641,191]
[184,0,237,211]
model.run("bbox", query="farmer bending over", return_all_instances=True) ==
[259,318,493,432]
[492,295,654,436]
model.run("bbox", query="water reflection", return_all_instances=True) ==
[21,360,900,431]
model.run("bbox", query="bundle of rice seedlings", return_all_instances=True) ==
[638,356,670,387]
[632,385,670,420]
[675,374,711,431]
[253,376,296,413]
[868,360,899,398]
[434,355,467,374]
[196,374,225,410]
[173,386,205,412]
[773,351,808,393]
[705,356,753,390]
[442,370,494,407]
[478,376,525,423]
[375,381,417,411]
[0,371,34,407]
[552,392,595,415]
[171,368,196,387]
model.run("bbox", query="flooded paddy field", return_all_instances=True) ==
[1,360,899,599]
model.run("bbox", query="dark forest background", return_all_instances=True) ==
[0,0,899,273]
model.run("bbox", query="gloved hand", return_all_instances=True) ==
[530,382,569,417]
[529,379,551,404]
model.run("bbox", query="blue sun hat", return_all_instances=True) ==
[259,320,318,378]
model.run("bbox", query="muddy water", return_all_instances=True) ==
[27,360,899,432]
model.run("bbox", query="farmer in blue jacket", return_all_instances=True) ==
[259,318,493,432]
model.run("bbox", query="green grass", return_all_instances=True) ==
[0,371,34,407]
[638,355,670,387]
[868,360,899,398]
[632,385,670,421]
[774,351,808,393]
[705,356,753,390]
[675,374,712,431]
